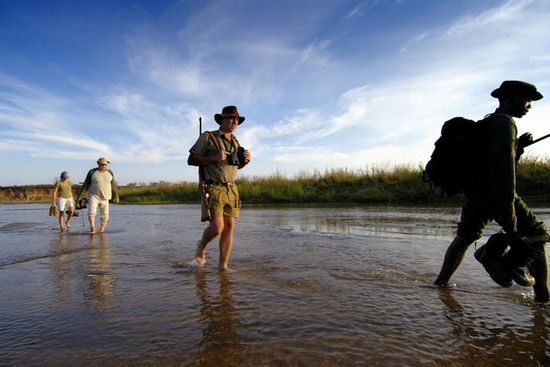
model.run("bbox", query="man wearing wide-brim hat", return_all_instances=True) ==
[187,105,251,271]
[435,80,550,303]
[77,157,120,234]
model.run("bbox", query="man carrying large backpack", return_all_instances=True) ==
[434,80,550,302]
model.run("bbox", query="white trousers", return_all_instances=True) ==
[88,195,109,219]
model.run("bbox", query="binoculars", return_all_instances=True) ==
[227,147,246,166]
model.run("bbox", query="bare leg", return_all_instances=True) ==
[58,212,65,231]
[530,247,549,303]
[88,214,96,234]
[196,216,224,265]
[218,215,235,271]
[434,236,472,286]
[99,217,108,233]
[66,207,74,228]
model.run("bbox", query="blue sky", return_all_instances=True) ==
[2,0,550,185]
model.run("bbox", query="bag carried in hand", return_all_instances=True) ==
[75,198,87,210]
[49,206,57,216]
[423,117,477,196]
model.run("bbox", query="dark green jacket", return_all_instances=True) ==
[466,109,517,231]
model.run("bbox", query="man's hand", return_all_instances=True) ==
[517,132,533,159]
[114,197,120,204]
[518,133,533,148]
[238,150,251,169]
[213,150,228,162]
[518,132,533,149]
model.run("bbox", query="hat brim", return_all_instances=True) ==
[491,88,543,101]
[214,114,245,125]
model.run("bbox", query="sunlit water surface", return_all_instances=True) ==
[1,204,550,366]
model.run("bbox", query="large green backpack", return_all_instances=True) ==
[423,117,478,196]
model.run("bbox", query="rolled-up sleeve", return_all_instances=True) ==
[189,132,209,156]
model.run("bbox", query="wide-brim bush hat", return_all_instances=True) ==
[214,105,245,125]
[97,157,110,165]
[491,80,543,101]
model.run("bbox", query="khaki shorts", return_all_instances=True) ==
[206,184,241,219]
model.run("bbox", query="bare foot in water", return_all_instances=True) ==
[89,227,96,234]
[195,240,206,265]
[218,266,234,273]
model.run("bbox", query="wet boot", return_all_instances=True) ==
[474,242,512,288]
[501,237,539,287]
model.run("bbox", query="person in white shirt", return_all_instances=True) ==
[78,157,119,234]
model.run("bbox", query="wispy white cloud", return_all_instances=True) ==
[96,91,201,162]
[445,0,532,36]
[0,76,113,159]
[345,2,367,20]
[3,0,550,184]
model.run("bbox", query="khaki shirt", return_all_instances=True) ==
[55,179,73,198]
[190,129,241,183]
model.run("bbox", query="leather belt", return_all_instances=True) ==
[206,181,233,187]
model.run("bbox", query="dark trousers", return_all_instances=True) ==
[457,196,548,243]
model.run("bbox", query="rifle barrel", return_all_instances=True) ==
[525,133,550,147]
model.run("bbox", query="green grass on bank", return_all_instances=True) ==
[119,158,550,205]
[235,166,439,204]
[118,164,442,205]
[3,157,549,205]
[516,156,550,204]
[120,182,199,204]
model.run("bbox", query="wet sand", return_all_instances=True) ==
[1,204,550,366]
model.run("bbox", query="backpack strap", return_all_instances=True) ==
[206,131,224,152]
[207,131,240,152]
[232,135,241,148]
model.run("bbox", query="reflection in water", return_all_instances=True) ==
[195,272,243,366]
[437,288,476,341]
[438,288,550,364]
[5,204,550,365]
[86,234,115,310]
[49,233,77,301]
[529,307,550,364]
[258,208,459,239]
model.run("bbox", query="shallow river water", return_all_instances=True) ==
[1,204,550,366]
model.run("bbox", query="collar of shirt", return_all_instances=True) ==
[216,129,236,151]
